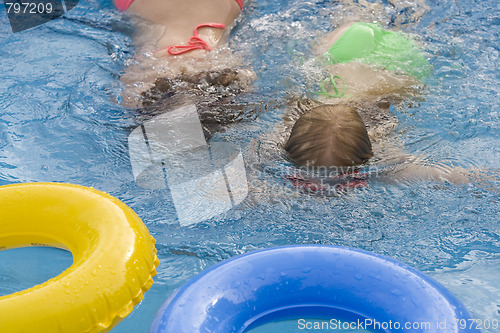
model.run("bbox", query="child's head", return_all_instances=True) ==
[285,105,373,167]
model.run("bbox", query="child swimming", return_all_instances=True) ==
[280,22,492,192]
[286,22,429,167]
[116,0,253,108]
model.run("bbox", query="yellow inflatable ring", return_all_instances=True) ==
[0,183,160,333]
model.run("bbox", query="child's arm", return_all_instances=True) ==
[377,155,499,189]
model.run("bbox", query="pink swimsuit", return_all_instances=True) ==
[115,0,242,11]
[114,0,243,55]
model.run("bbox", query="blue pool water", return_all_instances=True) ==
[0,0,499,332]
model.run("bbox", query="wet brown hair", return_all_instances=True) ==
[285,104,373,167]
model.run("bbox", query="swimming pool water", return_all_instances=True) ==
[0,0,498,332]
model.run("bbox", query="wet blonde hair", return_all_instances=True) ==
[285,104,373,167]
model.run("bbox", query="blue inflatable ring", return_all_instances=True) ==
[150,246,478,333]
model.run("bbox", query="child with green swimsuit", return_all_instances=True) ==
[284,23,490,186]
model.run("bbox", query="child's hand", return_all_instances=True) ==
[464,167,500,193]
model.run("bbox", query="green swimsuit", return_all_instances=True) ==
[319,23,431,98]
